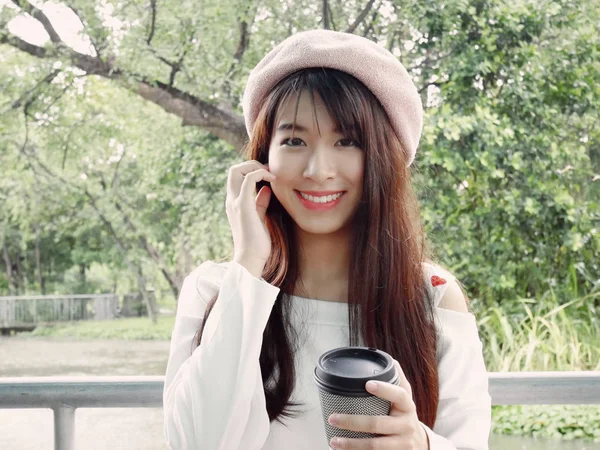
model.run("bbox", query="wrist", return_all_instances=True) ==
[232,256,266,279]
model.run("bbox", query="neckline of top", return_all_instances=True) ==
[290,295,348,305]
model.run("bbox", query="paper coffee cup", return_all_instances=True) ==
[313,346,399,443]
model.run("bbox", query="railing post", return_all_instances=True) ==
[54,405,76,450]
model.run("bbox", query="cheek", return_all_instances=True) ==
[347,155,365,185]
[268,155,297,182]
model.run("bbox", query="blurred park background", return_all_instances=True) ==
[1,0,599,447]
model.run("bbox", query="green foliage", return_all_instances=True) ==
[413,0,599,303]
[1,0,600,441]
[2,0,598,302]
[492,405,600,442]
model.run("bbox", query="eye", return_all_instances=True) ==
[337,138,360,147]
[281,137,306,147]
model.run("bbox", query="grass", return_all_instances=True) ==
[17,315,176,340]
[477,292,600,372]
[475,287,600,442]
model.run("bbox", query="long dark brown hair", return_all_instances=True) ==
[193,68,440,428]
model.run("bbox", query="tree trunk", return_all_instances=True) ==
[135,267,157,324]
[112,200,181,300]
[15,249,24,295]
[79,263,86,286]
[2,242,15,296]
[35,225,46,295]
[176,237,193,289]
[85,193,157,324]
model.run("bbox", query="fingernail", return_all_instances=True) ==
[366,380,378,392]
[328,414,339,425]
[330,437,343,448]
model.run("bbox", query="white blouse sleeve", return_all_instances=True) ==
[162,260,280,450]
[420,263,492,450]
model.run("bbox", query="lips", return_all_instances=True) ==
[295,190,345,211]
[296,190,346,196]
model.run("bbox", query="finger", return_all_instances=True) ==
[239,169,276,204]
[227,161,266,196]
[365,380,415,415]
[256,185,272,221]
[330,435,399,450]
[328,413,400,435]
[393,359,412,397]
[227,161,269,198]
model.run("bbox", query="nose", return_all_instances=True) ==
[303,145,336,184]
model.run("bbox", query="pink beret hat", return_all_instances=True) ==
[242,29,423,167]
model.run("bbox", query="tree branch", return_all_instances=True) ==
[156,53,185,87]
[11,0,62,44]
[61,2,104,57]
[2,31,248,150]
[110,146,126,189]
[96,168,180,299]
[0,33,48,58]
[135,80,246,148]
[232,20,250,63]
[61,120,85,170]
[113,199,180,299]
[346,0,376,34]
[221,13,253,101]
[84,192,158,319]
[146,0,157,45]
[327,0,337,31]
[3,69,60,114]
[361,10,379,38]
[322,0,330,30]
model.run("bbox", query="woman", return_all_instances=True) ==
[163,30,491,450]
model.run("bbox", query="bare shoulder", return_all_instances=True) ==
[422,261,470,313]
[438,277,470,313]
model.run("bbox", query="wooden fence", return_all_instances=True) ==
[0,294,119,331]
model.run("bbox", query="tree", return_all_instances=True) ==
[1,0,598,310]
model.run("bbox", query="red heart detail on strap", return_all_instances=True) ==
[431,275,447,287]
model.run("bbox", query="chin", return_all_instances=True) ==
[292,217,352,235]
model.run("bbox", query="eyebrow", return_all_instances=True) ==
[275,122,341,134]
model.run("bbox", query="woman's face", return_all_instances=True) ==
[268,89,365,235]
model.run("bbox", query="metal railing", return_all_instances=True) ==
[0,375,164,450]
[1,371,599,450]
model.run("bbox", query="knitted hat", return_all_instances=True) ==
[242,29,423,167]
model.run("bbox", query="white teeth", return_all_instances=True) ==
[299,192,343,203]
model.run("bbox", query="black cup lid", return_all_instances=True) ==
[314,346,398,396]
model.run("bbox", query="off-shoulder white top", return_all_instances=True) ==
[163,261,491,449]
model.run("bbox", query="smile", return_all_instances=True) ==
[298,191,344,203]
[295,191,346,211]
